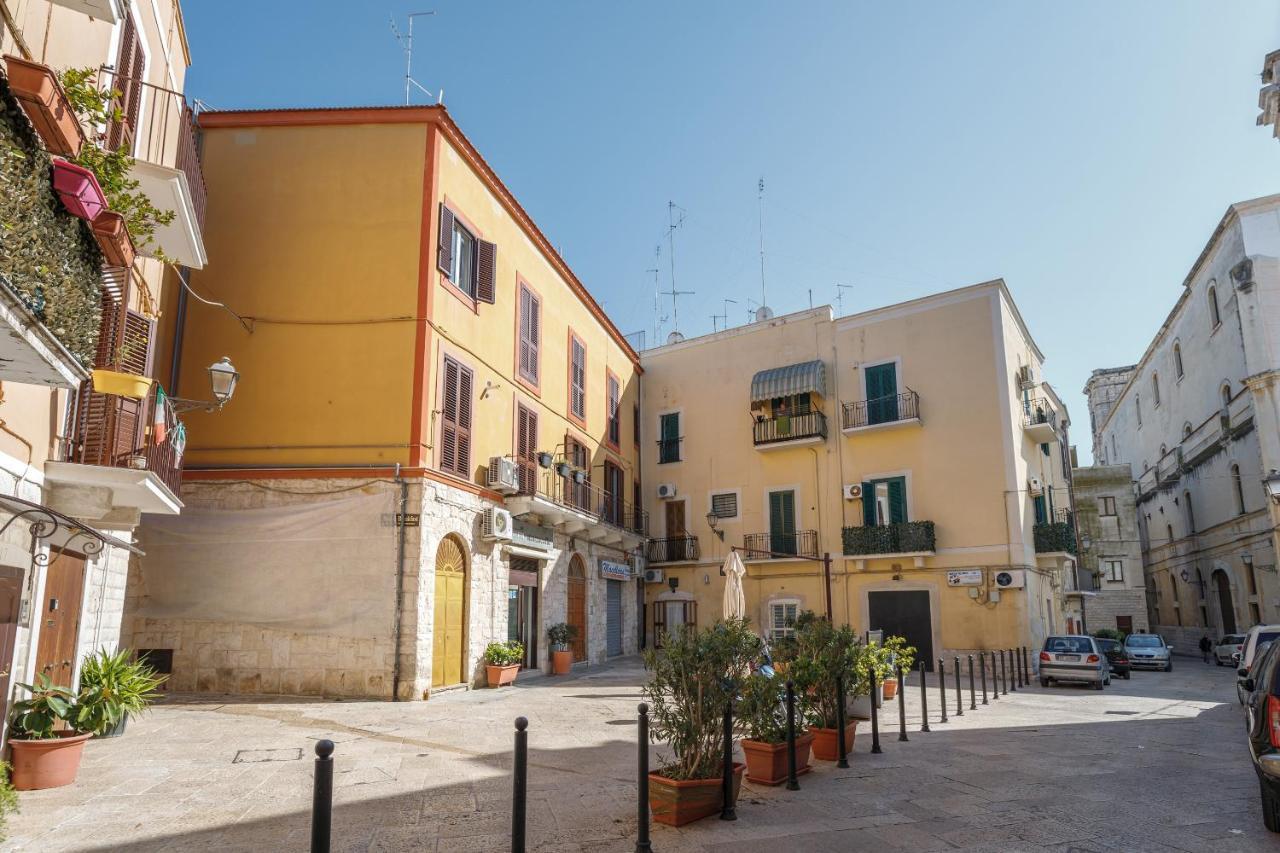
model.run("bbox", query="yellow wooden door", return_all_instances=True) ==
[432,538,467,688]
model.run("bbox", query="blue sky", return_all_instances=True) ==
[185,2,1279,461]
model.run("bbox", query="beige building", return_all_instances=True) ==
[1069,462,1149,635]
[640,282,1076,666]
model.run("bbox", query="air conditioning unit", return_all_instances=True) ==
[994,569,1025,589]
[486,457,520,494]
[843,483,863,500]
[644,568,665,584]
[481,506,514,542]
[1027,476,1044,495]
[656,484,678,500]
[1016,365,1035,390]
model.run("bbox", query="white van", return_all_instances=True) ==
[1236,624,1280,704]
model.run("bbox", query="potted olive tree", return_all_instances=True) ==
[789,612,865,762]
[484,641,524,687]
[7,674,92,790]
[547,623,577,675]
[737,670,814,785]
[874,636,915,701]
[643,618,757,826]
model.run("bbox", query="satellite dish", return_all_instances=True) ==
[755,306,774,322]
[666,331,685,344]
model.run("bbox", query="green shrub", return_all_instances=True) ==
[73,647,165,735]
[867,635,916,681]
[0,763,17,841]
[788,611,867,729]
[547,622,577,650]
[8,673,76,739]
[483,641,524,666]
[736,671,791,745]
[1092,628,1125,642]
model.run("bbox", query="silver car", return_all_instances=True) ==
[1124,633,1172,671]
[1215,634,1247,666]
[1039,635,1108,690]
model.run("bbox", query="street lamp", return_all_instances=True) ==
[169,356,241,414]
[705,512,724,541]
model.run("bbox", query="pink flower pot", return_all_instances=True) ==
[51,159,107,221]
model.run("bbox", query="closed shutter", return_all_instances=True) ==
[862,481,876,526]
[75,300,151,466]
[108,16,144,152]
[437,204,455,274]
[711,492,737,518]
[475,239,497,304]
[660,413,679,441]
[570,337,586,420]
[606,581,623,657]
[887,478,907,524]
[440,357,473,477]
[518,287,540,384]
[1033,494,1047,525]
[516,404,537,494]
[607,375,620,444]
[769,490,796,554]
[865,363,899,424]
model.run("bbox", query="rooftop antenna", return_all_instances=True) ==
[836,283,853,315]
[757,177,767,311]
[664,202,690,332]
[745,297,759,324]
[648,246,662,344]
[391,12,443,105]
[710,298,736,333]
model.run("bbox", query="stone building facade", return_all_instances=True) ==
[1070,463,1149,635]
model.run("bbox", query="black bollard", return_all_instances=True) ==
[869,666,882,754]
[1014,649,1022,689]
[636,704,652,853]
[513,717,528,853]
[1011,650,1020,692]
[1023,647,1031,685]
[311,740,334,853]
[1000,650,1009,696]
[968,655,977,711]
[953,656,963,716]
[896,664,909,742]
[835,674,849,769]
[980,652,989,704]
[938,658,948,723]
[785,680,800,791]
[918,660,931,732]
[720,700,736,820]
[991,651,1000,700]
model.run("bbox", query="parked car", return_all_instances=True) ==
[1095,637,1131,679]
[1241,639,1280,831]
[1217,634,1248,666]
[1124,633,1172,671]
[1039,635,1108,690]
[1238,625,1280,705]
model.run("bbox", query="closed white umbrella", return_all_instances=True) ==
[722,550,747,620]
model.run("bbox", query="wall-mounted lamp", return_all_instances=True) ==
[1265,472,1280,505]
[705,512,725,541]
[169,357,240,414]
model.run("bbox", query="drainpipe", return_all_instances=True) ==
[169,267,190,394]
[390,464,408,701]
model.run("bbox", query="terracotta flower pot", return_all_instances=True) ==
[485,663,519,687]
[741,732,814,785]
[882,677,898,700]
[51,159,107,221]
[648,762,743,827]
[809,721,857,762]
[4,55,85,156]
[91,211,136,268]
[9,731,92,790]
[551,649,573,675]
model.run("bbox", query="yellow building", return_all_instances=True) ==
[125,105,647,699]
[641,283,1076,666]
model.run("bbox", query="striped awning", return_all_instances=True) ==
[750,360,826,403]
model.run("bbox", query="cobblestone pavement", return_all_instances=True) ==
[1,654,1271,852]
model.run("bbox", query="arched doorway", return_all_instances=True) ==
[567,554,588,662]
[1213,569,1237,635]
[432,536,468,688]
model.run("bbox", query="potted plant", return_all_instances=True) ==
[50,159,107,221]
[73,648,165,738]
[737,670,814,785]
[91,210,136,268]
[91,369,153,399]
[7,674,91,791]
[3,55,85,156]
[547,623,577,675]
[643,619,757,826]
[484,641,524,687]
[789,612,863,762]
[874,636,915,701]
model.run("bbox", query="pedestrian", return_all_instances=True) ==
[1199,634,1213,664]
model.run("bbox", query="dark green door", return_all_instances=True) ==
[865,363,898,424]
[659,413,680,463]
[769,490,796,555]
[863,477,907,525]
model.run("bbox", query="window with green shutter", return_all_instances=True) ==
[1033,494,1047,525]
[659,413,680,463]
[863,476,907,525]
[768,490,796,555]
[864,363,899,424]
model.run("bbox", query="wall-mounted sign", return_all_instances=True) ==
[599,559,631,581]
[512,519,554,552]
[946,570,983,587]
[380,513,420,527]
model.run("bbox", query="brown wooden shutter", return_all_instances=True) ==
[516,404,537,494]
[475,240,496,304]
[437,204,455,274]
[607,375,620,444]
[440,357,460,473]
[517,288,531,379]
[527,292,540,383]
[456,362,473,475]
[108,16,144,152]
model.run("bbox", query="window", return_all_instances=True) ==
[568,334,586,422]
[439,355,474,477]
[633,480,643,534]
[1247,557,1258,595]
[1166,523,1174,546]
[658,413,680,463]
[436,205,496,303]
[515,403,537,494]
[1184,490,1195,534]
[1099,496,1117,516]
[863,477,907,526]
[710,491,738,520]
[563,435,591,511]
[1111,434,1117,458]
[1151,373,1160,407]
[517,284,540,385]
[606,372,621,447]
[1170,574,1182,625]
[1160,443,1167,458]
[1222,382,1232,407]
[769,601,799,641]
[1134,395,1142,427]
[633,402,641,446]
[1173,343,1184,379]
[653,597,697,646]
[1104,560,1124,583]
[864,362,899,424]
[1208,283,1221,329]
[603,461,624,525]
[108,13,145,152]
[1232,464,1246,515]
[768,490,798,554]
[1033,494,1047,525]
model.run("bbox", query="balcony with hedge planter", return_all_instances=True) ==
[842,521,936,567]
[1033,521,1076,555]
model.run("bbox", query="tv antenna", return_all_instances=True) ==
[757,178,767,311]
[391,12,443,105]
[647,257,665,342]
[710,298,737,333]
[836,283,853,314]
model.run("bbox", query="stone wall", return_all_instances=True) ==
[1085,589,1149,633]
[76,542,132,662]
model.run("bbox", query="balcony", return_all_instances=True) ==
[1022,398,1058,444]
[842,521,936,558]
[46,383,183,524]
[742,530,819,560]
[1155,446,1183,486]
[1182,412,1225,469]
[841,390,921,434]
[647,536,700,564]
[1033,520,1076,555]
[506,463,648,550]
[1228,387,1253,435]
[752,411,827,449]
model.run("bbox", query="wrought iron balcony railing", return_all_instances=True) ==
[742,530,819,560]
[657,437,682,464]
[1033,521,1077,554]
[1022,397,1056,430]
[842,390,921,430]
[646,535,700,564]
[516,462,648,536]
[752,411,827,446]
[842,521,936,556]
[64,382,182,497]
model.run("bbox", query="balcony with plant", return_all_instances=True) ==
[842,521,936,557]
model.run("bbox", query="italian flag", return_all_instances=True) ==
[154,387,168,445]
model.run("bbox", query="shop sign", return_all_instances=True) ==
[946,569,983,587]
[599,559,631,581]
[512,519,554,552]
